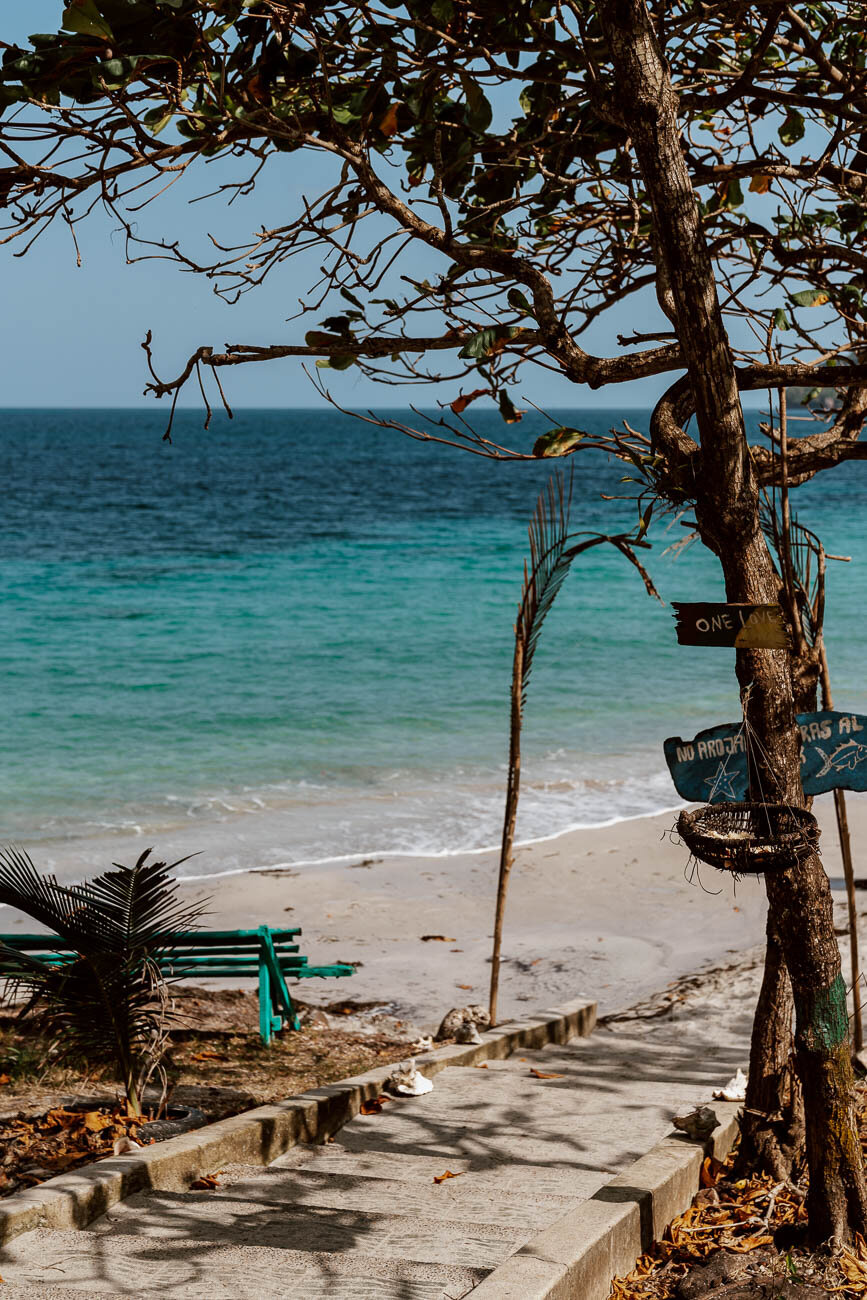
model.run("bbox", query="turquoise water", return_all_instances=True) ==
[1,407,864,875]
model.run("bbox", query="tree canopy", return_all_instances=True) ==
[1,0,866,472]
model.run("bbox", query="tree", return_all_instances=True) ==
[3,0,867,1240]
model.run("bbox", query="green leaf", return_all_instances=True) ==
[316,354,355,370]
[532,427,585,458]
[332,105,360,125]
[305,327,345,343]
[722,178,743,209]
[507,288,533,317]
[62,0,114,40]
[458,324,521,360]
[779,109,805,145]
[790,288,829,307]
[498,391,522,424]
[773,307,791,331]
[461,76,492,132]
[431,0,454,23]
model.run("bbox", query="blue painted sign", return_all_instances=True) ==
[665,710,867,802]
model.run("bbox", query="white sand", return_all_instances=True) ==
[3,792,863,1033]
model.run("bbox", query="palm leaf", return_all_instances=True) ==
[760,499,823,645]
[490,469,661,1023]
[516,470,661,705]
[0,846,207,1111]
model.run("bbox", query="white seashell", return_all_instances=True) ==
[387,1058,434,1096]
[113,1135,142,1156]
[712,1068,748,1102]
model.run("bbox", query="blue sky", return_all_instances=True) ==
[1,3,755,412]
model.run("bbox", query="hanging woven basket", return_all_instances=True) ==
[677,801,820,874]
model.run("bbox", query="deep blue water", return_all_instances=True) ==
[1,406,864,872]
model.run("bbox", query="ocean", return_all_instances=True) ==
[1,406,864,879]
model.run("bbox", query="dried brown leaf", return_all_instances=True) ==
[379,103,400,137]
[449,388,489,415]
[433,1170,463,1184]
[82,1111,114,1133]
[360,1096,389,1115]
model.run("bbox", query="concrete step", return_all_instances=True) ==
[273,1141,611,1198]
[211,1164,581,1228]
[90,1190,521,1269]
[0,1229,484,1299]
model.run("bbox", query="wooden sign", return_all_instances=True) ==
[664,710,867,802]
[672,602,790,649]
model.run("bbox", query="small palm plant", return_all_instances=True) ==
[0,847,204,1115]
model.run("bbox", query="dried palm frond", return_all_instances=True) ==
[759,498,823,647]
[489,470,662,1023]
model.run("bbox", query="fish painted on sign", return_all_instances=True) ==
[814,740,867,778]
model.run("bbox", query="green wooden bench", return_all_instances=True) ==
[0,925,355,1045]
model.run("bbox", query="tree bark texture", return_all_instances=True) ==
[598,0,867,1242]
[738,590,819,1179]
[734,920,804,1181]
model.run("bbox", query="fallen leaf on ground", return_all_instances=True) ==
[0,1074,10,1085]
[456,984,473,990]
[475,1063,489,1069]
[191,1050,228,1062]
[700,1155,726,1187]
[421,935,456,943]
[190,1173,221,1190]
[82,1111,114,1133]
[360,1096,389,1115]
[529,1069,564,1079]
[44,1109,81,1130]
[450,949,463,953]
[433,1170,463,1184]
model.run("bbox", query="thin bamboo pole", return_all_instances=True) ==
[777,387,807,657]
[818,629,863,1053]
[489,635,523,1028]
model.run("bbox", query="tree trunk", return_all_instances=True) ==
[738,590,818,1180]
[734,920,804,1181]
[598,0,867,1242]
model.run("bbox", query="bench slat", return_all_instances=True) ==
[0,923,353,1045]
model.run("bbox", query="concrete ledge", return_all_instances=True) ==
[0,996,595,1246]
[470,1100,741,1300]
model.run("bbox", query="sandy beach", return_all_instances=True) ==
[6,792,862,1033]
